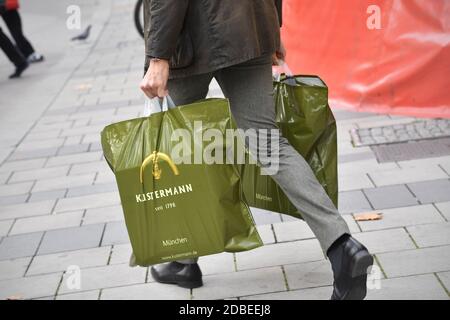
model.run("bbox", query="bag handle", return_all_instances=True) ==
[143,95,176,116]
[273,59,294,81]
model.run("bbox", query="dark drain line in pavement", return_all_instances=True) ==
[371,137,450,163]
[351,119,450,147]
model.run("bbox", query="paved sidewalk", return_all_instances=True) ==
[0,0,449,300]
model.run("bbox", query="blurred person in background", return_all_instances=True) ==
[0,0,44,78]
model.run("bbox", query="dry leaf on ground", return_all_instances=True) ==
[354,212,383,221]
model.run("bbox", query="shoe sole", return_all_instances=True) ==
[150,267,203,289]
[344,251,374,300]
[29,58,44,63]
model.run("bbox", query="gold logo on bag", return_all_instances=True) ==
[140,151,179,182]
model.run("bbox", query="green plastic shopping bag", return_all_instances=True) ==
[101,98,262,267]
[241,74,338,219]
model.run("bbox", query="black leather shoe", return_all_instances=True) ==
[328,236,373,300]
[9,61,29,79]
[150,262,203,289]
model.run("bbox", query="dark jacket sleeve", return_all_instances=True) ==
[274,0,282,26]
[146,0,189,59]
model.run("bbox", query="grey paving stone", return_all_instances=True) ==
[34,121,73,132]
[357,204,444,232]
[101,221,130,246]
[69,109,115,121]
[192,266,286,300]
[64,135,83,146]
[66,183,118,198]
[284,260,332,290]
[397,155,450,170]
[441,161,450,176]
[342,215,362,234]
[10,211,84,235]
[83,205,123,225]
[77,100,122,113]
[0,273,62,300]
[28,189,67,203]
[377,245,450,278]
[338,151,375,163]
[45,151,102,168]
[36,114,69,124]
[54,192,120,213]
[235,239,323,271]
[366,274,448,300]
[72,119,91,128]
[101,282,190,300]
[0,257,32,281]
[27,246,111,276]
[368,166,448,187]
[280,214,301,222]
[0,200,55,220]
[200,252,235,276]
[0,172,11,184]
[44,107,79,116]
[38,223,105,255]
[407,222,450,248]
[0,194,28,206]
[17,138,65,152]
[0,220,13,236]
[90,142,104,152]
[56,290,100,300]
[8,148,58,161]
[33,173,96,193]
[250,208,282,225]
[0,232,43,260]
[60,124,106,137]
[338,190,373,214]
[241,286,332,300]
[353,228,415,254]
[82,133,100,144]
[339,173,375,191]
[98,92,126,106]
[9,166,69,184]
[59,263,147,294]
[435,201,450,220]
[22,129,62,142]
[69,160,108,175]
[0,158,47,173]
[257,224,275,245]
[272,220,314,243]
[94,170,116,184]
[109,243,133,265]
[57,144,90,156]
[407,179,450,204]
[338,158,398,176]
[363,185,418,209]
[0,148,12,165]
[437,271,450,292]
[0,181,34,197]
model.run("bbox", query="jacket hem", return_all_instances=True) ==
[167,50,276,80]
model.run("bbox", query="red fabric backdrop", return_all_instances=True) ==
[281,0,450,118]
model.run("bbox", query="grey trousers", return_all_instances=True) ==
[167,54,350,264]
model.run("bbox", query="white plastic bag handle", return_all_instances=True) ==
[273,59,294,81]
[143,95,176,116]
